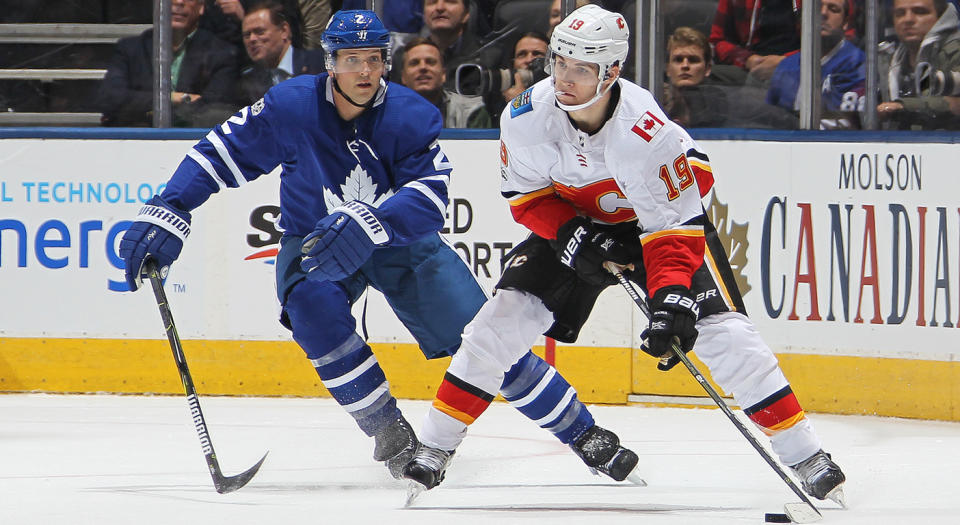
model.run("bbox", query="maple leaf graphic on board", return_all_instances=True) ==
[323,164,394,212]
[705,191,751,296]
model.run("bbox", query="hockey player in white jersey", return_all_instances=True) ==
[404,4,846,505]
[117,9,640,482]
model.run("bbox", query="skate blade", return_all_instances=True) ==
[783,502,822,523]
[588,466,647,486]
[625,467,648,486]
[404,480,427,507]
[825,485,847,508]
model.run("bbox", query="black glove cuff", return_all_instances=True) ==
[650,285,699,320]
[554,216,592,266]
[555,216,591,242]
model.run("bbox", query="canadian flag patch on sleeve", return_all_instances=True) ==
[631,111,664,142]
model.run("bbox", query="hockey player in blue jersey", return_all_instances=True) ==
[118,10,641,482]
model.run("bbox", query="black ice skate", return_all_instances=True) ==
[373,415,420,479]
[402,445,455,505]
[571,425,646,485]
[790,449,847,507]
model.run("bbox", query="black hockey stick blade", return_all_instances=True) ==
[604,263,822,521]
[145,260,268,494]
[212,452,269,494]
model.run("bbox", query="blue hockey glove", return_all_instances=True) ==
[555,216,632,286]
[300,201,392,282]
[643,285,699,371]
[119,195,192,291]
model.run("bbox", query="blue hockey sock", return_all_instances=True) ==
[500,352,594,444]
[309,333,400,436]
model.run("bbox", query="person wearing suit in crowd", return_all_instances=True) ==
[200,0,307,59]
[97,0,240,127]
[237,0,326,106]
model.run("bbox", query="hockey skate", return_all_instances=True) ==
[790,449,847,507]
[373,415,420,480]
[402,445,455,505]
[571,425,646,486]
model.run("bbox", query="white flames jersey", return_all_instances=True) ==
[499,77,716,293]
[499,77,714,236]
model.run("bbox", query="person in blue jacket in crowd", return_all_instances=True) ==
[117,9,640,482]
[766,0,865,128]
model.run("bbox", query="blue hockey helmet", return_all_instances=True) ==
[321,10,392,73]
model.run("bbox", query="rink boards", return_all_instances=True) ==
[1,132,958,421]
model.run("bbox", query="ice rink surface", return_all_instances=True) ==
[1,393,957,524]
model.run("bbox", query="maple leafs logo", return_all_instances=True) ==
[323,164,394,211]
[705,191,751,296]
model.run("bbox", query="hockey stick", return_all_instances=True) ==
[145,261,268,494]
[604,263,822,523]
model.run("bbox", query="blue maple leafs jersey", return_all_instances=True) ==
[160,73,453,245]
[766,40,866,113]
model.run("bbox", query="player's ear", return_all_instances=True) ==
[604,64,621,85]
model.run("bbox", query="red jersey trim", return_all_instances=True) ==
[689,159,714,197]
[510,191,578,239]
[640,226,705,296]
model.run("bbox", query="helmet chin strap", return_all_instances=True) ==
[553,75,618,112]
[332,75,385,109]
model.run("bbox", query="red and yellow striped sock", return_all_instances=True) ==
[432,372,495,425]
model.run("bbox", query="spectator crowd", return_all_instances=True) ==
[58,0,960,130]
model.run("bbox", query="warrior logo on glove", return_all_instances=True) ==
[300,200,392,282]
[119,195,192,291]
